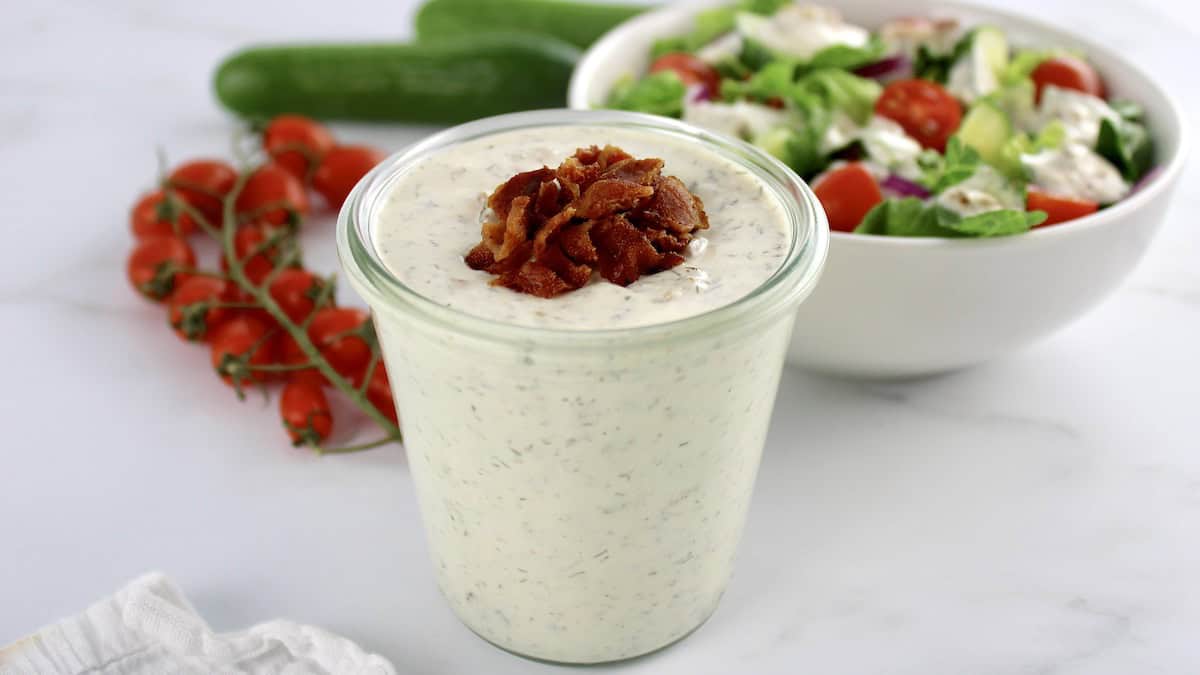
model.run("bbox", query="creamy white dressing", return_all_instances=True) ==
[373,126,791,330]
[819,110,860,154]
[1037,85,1120,146]
[362,124,804,663]
[683,99,791,142]
[1022,143,1130,203]
[735,4,870,61]
[935,165,1022,216]
[858,115,925,180]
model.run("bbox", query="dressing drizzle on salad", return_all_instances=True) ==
[605,0,1155,236]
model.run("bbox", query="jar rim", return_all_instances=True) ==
[336,109,830,348]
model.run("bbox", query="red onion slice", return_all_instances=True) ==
[853,54,913,83]
[881,174,931,199]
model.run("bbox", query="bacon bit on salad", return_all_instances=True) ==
[465,145,709,297]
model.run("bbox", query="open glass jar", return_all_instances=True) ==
[338,110,828,664]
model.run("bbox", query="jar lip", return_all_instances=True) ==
[337,109,829,348]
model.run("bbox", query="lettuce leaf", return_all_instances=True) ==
[995,121,1066,182]
[1096,103,1154,182]
[806,37,887,71]
[855,197,1046,237]
[752,102,831,177]
[606,72,687,118]
[913,30,975,83]
[919,137,982,193]
[723,66,880,124]
[651,0,792,58]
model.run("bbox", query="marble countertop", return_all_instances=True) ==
[2,1,1198,672]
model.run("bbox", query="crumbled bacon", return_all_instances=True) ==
[464,146,709,298]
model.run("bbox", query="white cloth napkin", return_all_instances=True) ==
[0,572,396,675]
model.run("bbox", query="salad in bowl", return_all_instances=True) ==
[602,1,1156,237]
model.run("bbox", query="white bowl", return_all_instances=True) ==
[569,0,1189,378]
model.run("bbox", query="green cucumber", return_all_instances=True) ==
[972,27,1009,80]
[955,101,1012,165]
[214,33,580,123]
[415,0,645,50]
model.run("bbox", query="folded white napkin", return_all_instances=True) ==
[0,572,396,675]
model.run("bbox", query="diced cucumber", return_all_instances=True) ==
[972,27,1009,78]
[955,101,1012,165]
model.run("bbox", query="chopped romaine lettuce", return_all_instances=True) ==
[753,102,832,177]
[913,29,975,83]
[1096,102,1154,182]
[855,197,1045,237]
[920,137,982,193]
[805,38,887,71]
[723,66,881,124]
[995,121,1066,182]
[606,72,687,118]
[651,0,792,58]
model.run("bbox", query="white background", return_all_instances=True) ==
[2,1,1198,673]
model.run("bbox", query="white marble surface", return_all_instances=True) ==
[2,1,1198,672]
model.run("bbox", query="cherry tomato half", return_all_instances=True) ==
[280,379,334,446]
[1031,56,1105,103]
[235,163,310,226]
[130,190,196,239]
[312,145,385,209]
[649,53,722,97]
[875,78,963,152]
[127,236,196,301]
[308,307,372,380]
[1026,188,1099,226]
[812,163,884,233]
[167,159,238,224]
[263,115,336,182]
[167,276,234,342]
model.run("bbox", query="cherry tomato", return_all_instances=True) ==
[167,159,238,223]
[263,115,336,182]
[875,79,963,152]
[280,380,334,446]
[268,269,327,323]
[308,307,372,380]
[127,236,196,301]
[167,277,234,342]
[210,315,278,387]
[812,163,884,233]
[280,333,323,386]
[225,223,294,286]
[1026,188,1099,226]
[130,190,195,239]
[357,361,398,425]
[312,145,385,209]
[649,53,723,97]
[235,163,310,226]
[1031,56,1105,103]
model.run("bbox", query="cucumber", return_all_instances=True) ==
[955,101,1012,165]
[214,33,580,123]
[415,0,645,50]
[972,27,1009,79]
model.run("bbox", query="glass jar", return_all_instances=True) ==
[337,109,828,664]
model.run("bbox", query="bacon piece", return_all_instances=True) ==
[635,175,710,234]
[533,206,577,257]
[599,157,664,186]
[489,168,555,221]
[464,145,709,297]
[495,261,572,298]
[576,180,654,220]
[559,222,598,265]
[496,196,532,260]
[590,215,667,287]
